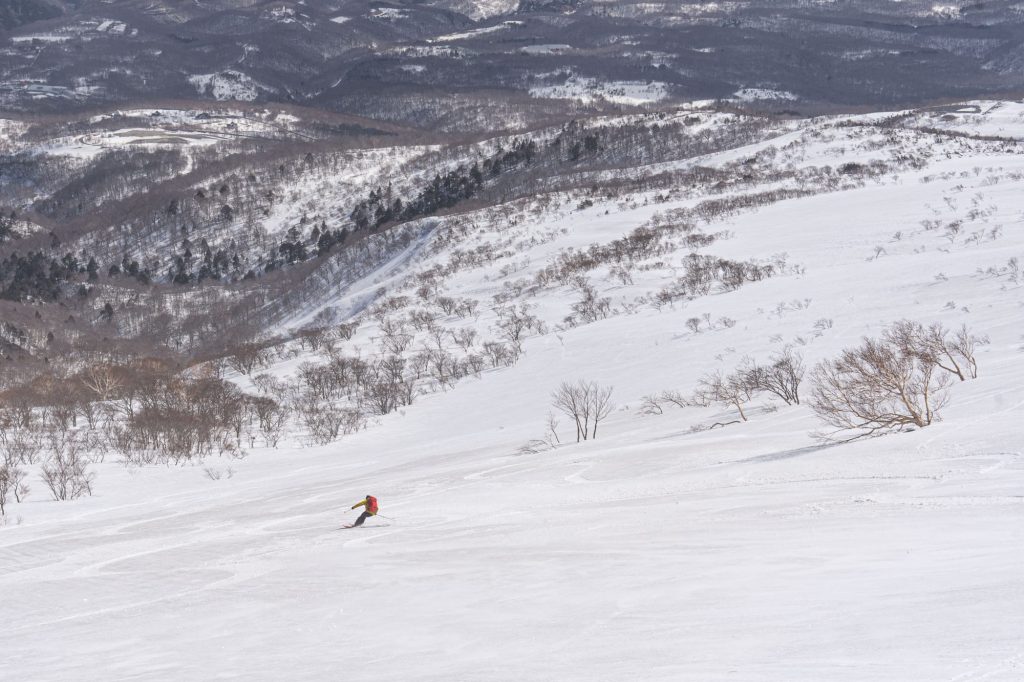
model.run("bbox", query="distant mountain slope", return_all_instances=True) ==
[0,0,66,30]
[3,0,1024,123]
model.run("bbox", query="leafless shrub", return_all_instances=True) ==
[517,439,554,455]
[227,343,271,376]
[40,432,95,501]
[463,353,486,376]
[451,327,478,351]
[297,328,333,352]
[481,340,519,368]
[493,303,546,351]
[336,321,360,340]
[609,265,634,285]
[1,427,44,465]
[370,295,410,323]
[883,320,984,382]
[0,454,28,515]
[639,395,664,415]
[944,221,962,243]
[455,298,480,319]
[298,362,335,401]
[659,390,690,409]
[694,369,752,421]
[249,396,286,447]
[104,423,140,462]
[640,389,691,416]
[127,376,246,463]
[407,310,438,332]
[360,356,415,415]
[411,345,459,390]
[252,373,292,400]
[545,411,561,447]
[569,279,612,324]
[436,296,458,316]
[80,364,123,402]
[747,348,804,405]
[809,325,959,440]
[551,380,615,442]
[379,318,414,354]
[300,404,364,445]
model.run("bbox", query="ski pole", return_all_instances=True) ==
[375,514,396,521]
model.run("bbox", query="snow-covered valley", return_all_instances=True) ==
[3,102,1024,680]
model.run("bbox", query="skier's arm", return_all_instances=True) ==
[351,500,366,510]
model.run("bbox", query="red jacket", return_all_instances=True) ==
[352,496,378,514]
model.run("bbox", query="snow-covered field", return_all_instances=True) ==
[732,88,798,102]
[429,21,522,43]
[530,76,669,105]
[3,104,1024,680]
[189,71,271,102]
[3,108,306,161]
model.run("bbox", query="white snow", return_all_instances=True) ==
[4,104,1024,680]
[10,34,71,43]
[732,88,799,102]
[905,100,1024,139]
[931,4,962,18]
[19,108,303,160]
[188,71,268,102]
[520,43,573,55]
[369,7,410,20]
[530,76,669,105]
[450,0,520,21]
[429,21,522,43]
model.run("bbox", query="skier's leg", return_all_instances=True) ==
[353,511,370,526]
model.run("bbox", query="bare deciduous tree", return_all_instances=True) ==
[639,395,664,415]
[299,404,364,445]
[1,427,44,465]
[809,330,953,440]
[748,348,804,405]
[569,279,612,324]
[551,380,615,442]
[694,369,751,422]
[40,432,95,501]
[0,454,28,515]
[451,327,478,352]
[481,340,519,368]
[227,343,270,376]
[379,318,414,354]
[493,304,545,351]
[884,320,984,382]
[80,364,123,402]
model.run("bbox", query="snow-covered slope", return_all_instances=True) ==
[3,103,1024,680]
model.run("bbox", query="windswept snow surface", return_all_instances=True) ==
[4,106,1024,680]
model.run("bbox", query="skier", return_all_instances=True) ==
[349,494,379,527]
